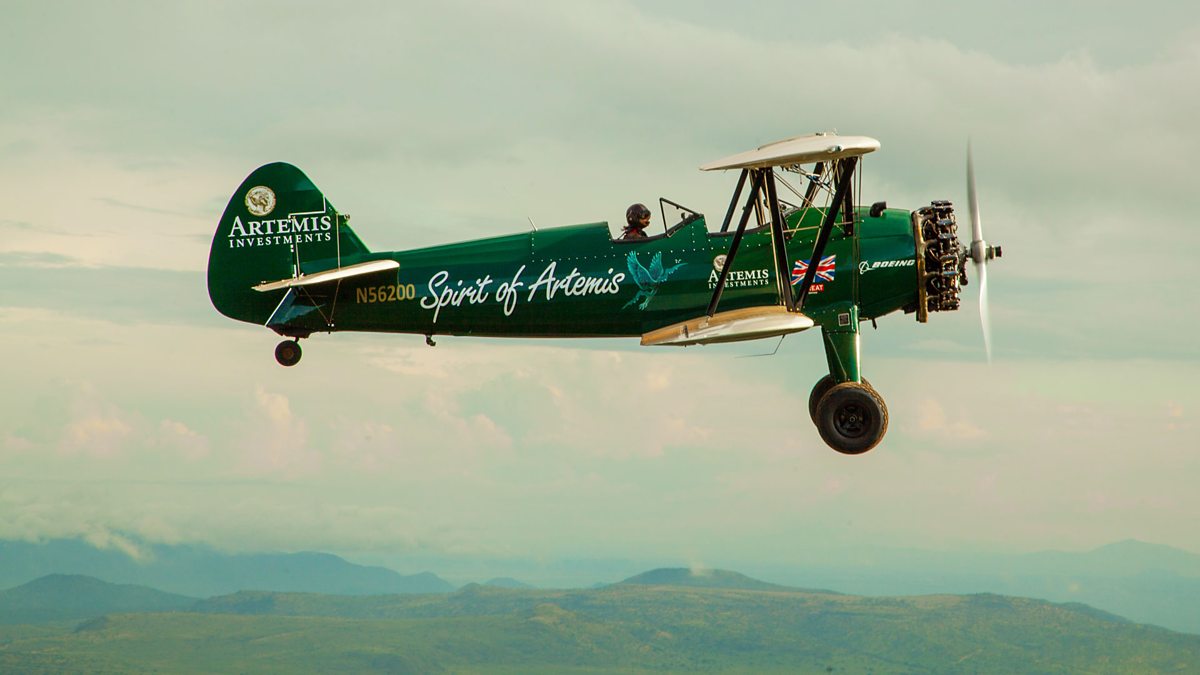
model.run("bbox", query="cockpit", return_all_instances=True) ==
[612,198,706,243]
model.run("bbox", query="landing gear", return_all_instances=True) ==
[274,339,302,367]
[813,382,888,455]
[808,375,874,425]
[808,375,838,424]
[811,319,886,454]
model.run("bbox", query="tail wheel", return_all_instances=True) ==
[274,340,302,367]
[809,375,875,425]
[815,382,888,455]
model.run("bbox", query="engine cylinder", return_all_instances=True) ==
[913,201,964,322]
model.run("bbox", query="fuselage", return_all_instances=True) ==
[286,206,921,339]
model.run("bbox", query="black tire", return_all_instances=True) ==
[274,340,302,367]
[815,382,888,455]
[809,375,873,425]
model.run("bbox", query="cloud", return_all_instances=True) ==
[81,527,152,562]
[234,387,317,477]
[363,341,780,461]
[60,414,132,458]
[2,434,35,455]
[0,250,82,268]
[158,419,209,461]
[1165,401,1190,433]
[913,398,986,443]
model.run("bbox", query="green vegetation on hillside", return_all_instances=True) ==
[1,581,1198,673]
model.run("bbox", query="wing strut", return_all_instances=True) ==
[708,155,861,317]
[794,156,857,313]
[802,162,825,207]
[707,169,764,317]
[719,169,749,233]
[764,167,796,312]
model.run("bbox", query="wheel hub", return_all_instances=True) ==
[835,403,869,437]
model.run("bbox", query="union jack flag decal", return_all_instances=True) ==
[791,254,836,285]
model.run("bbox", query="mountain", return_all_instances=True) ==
[7,537,1198,634]
[0,539,453,598]
[616,567,797,592]
[0,574,196,624]
[755,539,1200,634]
[1022,539,1200,577]
[4,581,1199,673]
[482,577,535,589]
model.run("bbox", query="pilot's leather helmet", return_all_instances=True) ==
[626,203,651,227]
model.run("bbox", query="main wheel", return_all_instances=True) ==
[274,340,302,367]
[809,375,874,425]
[815,382,888,455]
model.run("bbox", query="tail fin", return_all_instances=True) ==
[207,162,370,325]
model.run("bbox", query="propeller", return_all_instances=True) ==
[965,142,1001,362]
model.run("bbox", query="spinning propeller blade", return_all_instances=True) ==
[976,254,991,363]
[967,142,994,363]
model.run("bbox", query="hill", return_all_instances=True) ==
[483,577,536,589]
[763,539,1200,634]
[2,583,1199,673]
[1024,539,1200,577]
[0,574,196,624]
[0,539,452,597]
[616,567,798,592]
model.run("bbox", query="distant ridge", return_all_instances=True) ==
[0,539,453,598]
[0,574,196,624]
[482,577,535,589]
[617,567,799,592]
[5,537,1198,633]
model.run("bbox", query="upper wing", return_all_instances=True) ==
[700,133,879,171]
[252,259,399,292]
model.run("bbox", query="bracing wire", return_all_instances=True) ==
[737,335,786,358]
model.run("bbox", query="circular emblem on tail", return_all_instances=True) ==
[245,186,276,216]
[713,254,727,272]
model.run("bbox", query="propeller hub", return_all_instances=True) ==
[970,239,989,265]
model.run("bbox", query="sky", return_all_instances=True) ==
[1,1,1198,585]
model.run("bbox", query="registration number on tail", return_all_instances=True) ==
[356,284,417,303]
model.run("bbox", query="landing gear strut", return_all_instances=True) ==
[810,319,888,454]
[274,339,302,367]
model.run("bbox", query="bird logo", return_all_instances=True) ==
[623,251,685,310]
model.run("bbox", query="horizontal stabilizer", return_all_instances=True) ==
[641,306,815,347]
[253,259,399,292]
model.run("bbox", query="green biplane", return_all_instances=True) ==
[207,133,1000,454]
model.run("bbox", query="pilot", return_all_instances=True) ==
[621,203,651,240]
